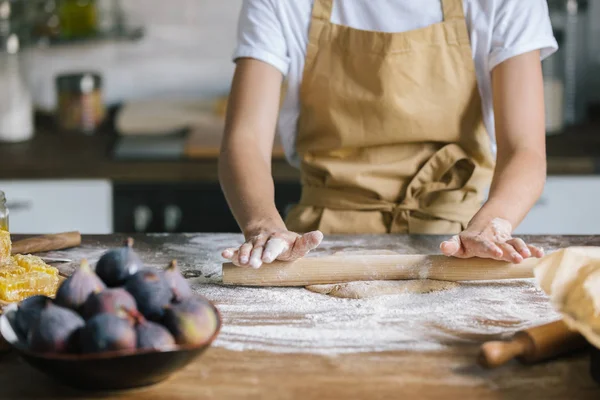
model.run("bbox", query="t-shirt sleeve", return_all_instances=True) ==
[489,0,558,70]
[233,0,290,75]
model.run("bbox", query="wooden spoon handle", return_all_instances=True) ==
[11,232,81,255]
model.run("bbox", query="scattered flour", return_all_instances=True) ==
[201,280,559,355]
[48,234,564,357]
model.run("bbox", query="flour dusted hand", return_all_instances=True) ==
[439,218,544,263]
[222,230,323,269]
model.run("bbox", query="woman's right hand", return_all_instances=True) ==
[222,229,323,269]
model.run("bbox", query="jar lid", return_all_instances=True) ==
[56,73,102,93]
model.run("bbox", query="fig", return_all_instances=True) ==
[55,259,106,311]
[126,310,175,351]
[27,301,85,353]
[82,288,137,320]
[125,270,172,321]
[15,295,51,338]
[163,298,218,346]
[96,238,143,287]
[80,313,137,354]
[164,260,192,300]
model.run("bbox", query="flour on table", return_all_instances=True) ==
[48,234,563,357]
[306,280,458,299]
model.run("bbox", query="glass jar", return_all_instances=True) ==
[56,72,105,135]
[0,191,9,231]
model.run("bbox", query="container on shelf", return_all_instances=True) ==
[55,72,106,135]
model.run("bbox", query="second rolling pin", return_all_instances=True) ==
[11,232,81,255]
[478,320,588,368]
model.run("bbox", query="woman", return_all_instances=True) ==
[220,0,557,269]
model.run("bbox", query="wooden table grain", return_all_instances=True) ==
[1,234,599,400]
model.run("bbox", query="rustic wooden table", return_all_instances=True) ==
[1,234,599,399]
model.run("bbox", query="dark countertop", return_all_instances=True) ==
[0,122,599,183]
[1,233,599,399]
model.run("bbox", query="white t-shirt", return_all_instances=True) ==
[233,0,558,167]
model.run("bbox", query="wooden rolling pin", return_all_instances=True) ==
[10,232,81,255]
[222,254,539,286]
[478,320,588,368]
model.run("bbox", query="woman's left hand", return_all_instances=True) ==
[439,218,544,263]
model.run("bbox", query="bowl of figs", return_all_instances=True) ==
[0,239,221,391]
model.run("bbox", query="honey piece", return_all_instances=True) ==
[0,272,59,303]
[0,254,60,302]
[0,230,10,263]
[0,260,26,278]
[13,254,59,277]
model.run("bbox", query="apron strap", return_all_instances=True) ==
[441,0,466,21]
[312,0,334,22]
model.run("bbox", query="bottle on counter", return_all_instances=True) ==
[0,1,34,143]
[0,191,9,231]
[543,30,565,135]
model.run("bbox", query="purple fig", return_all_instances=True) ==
[80,313,137,354]
[96,238,143,287]
[164,260,192,300]
[126,311,175,351]
[163,298,218,346]
[125,270,172,321]
[55,259,106,311]
[82,288,137,320]
[15,295,52,338]
[27,301,85,353]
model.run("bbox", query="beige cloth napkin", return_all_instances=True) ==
[535,247,600,348]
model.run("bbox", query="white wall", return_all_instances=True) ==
[22,0,600,110]
[24,0,243,111]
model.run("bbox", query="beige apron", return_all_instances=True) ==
[286,0,495,235]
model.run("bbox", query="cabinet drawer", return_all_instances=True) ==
[0,180,113,234]
[515,177,600,235]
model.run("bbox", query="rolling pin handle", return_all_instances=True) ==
[478,338,529,369]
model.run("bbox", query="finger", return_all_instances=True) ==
[262,238,290,263]
[229,250,248,268]
[476,239,504,259]
[286,231,324,260]
[528,245,545,258]
[249,246,264,269]
[499,243,524,263]
[222,248,236,259]
[238,242,253,265]
[303,231,324,251]
[440,235,461,257]
[506,238,531,259]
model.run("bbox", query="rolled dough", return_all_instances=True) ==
[534,247,600,349]
[305,280,459,299]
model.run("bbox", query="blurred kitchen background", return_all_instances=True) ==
[0,0,599,235]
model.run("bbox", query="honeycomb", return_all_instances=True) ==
[0,230,10,263]
[13,254,59,277]
[0,232,60,302]
[0,272,59,303]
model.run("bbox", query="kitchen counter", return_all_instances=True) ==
[1,233,599,399]
[0,122,599,182]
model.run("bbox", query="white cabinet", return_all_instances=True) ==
[515,176,600,235]
[0,180,113,234]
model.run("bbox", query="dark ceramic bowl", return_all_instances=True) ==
[0,297,222,391]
